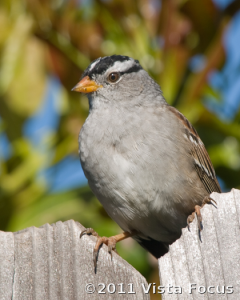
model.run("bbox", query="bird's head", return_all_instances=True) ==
[72,55,163,108]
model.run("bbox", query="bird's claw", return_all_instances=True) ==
[80,229,118,268]
[93,236,118,268]
[195,205,203,231]
[187,196,217,231]
[108,238,118,260]
[80,228,99,238]
[187,205,202,231]
[202,196,217,207]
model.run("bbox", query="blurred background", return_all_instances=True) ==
[0,0,240,298]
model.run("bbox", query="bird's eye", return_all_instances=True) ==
[108,72,120,83]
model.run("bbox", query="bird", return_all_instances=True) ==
[72,55,221,267]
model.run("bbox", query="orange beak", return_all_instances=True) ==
[71,76,102,93]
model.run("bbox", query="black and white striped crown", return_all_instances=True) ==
[83,55,142,79]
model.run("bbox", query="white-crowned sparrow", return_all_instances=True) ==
[72,55,221,266]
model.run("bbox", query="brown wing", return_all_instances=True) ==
[187,131,221,194]
[168,106,221,194]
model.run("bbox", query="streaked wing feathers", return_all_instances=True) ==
[168,106,221,194]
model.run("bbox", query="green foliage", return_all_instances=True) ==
[0,0,240,286]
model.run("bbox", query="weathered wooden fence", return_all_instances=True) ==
[159,188,240,299]
[0,221,149,299]
[0,189,239,299]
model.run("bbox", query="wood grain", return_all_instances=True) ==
[159,189,240,299]
[0,220,149,299]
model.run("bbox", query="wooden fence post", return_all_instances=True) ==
[0,220,149,299]
[159,188,240,299]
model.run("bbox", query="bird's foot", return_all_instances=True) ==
[80,229,136,267]
[187,205,202,231]
[93,236,118,267]
[187,196,217,231]
[202,195,217,207]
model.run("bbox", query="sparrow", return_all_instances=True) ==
[72,55,221,267]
